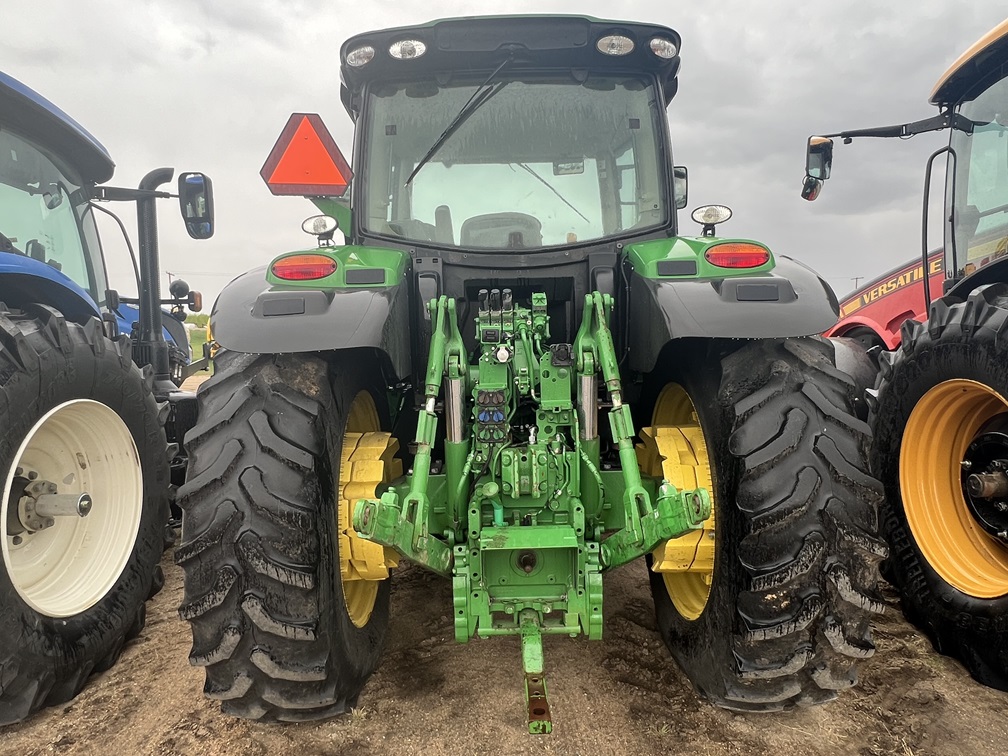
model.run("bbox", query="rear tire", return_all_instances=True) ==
[0,305,167,725]
[176,351,394,721]
[645,337,886,710]
[872,284,1008,690]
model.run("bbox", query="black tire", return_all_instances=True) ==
[830,336,879,422]
[176,350,391,721]
[0,304,168,725]
[645,337,887,710]
[872,284,1008,690]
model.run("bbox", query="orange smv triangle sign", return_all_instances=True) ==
[260,113,353,197]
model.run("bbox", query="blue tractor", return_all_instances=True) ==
[0,70,214,724]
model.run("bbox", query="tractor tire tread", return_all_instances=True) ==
[871,283,1008,690]
[651,336,885,711]
[176,352,389,722]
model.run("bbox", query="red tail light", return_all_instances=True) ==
[271,254,338,281]
[704,243,770,269]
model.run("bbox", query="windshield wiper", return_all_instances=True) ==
[514,163,590,224]
[405,58,512,186]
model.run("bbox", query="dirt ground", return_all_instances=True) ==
[5,553,1008,756]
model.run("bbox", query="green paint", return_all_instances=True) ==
[351,290,709,731]
[353,296,464,577]
[625,236,775,279]
[264,244,408,289]
[520,610,552,734]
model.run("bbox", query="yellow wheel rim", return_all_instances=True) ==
[638,383,716,620]
[900,379,1008,598]
[337,391,402,627]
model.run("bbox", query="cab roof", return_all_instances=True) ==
[0,70,115,184]
[930,17,1008,106]
[339,15,681,118]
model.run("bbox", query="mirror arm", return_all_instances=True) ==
[91,185,172,202]
[827,110,974,144]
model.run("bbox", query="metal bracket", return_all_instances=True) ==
[573,291,711,568]
[520,610,552,734]
[353,295,463,576]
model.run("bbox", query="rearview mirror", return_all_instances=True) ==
[805,136,833,181]
[801,175,823,202]
[673,165,688,210]
[178,172,215,240]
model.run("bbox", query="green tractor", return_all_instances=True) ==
[177,16,886,730]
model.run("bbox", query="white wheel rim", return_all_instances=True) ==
[1,399,143,617]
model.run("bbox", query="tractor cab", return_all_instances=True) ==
[247,16,834,382]
[341,23,683,253]
[0,70,214,385]
[274,18,689,363]
[341,19,687,360]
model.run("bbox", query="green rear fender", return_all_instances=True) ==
[209,244,412,378]
[624,237,840,373]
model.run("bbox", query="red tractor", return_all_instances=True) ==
[823,251,943,352]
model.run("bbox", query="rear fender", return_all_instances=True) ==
[825,317,897,350]
[627,256,840,373]
[0,260,100,324]
[210,266,411,379]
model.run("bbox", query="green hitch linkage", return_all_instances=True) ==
[601,485,711,568]
[574,292,711,569]
[353,295,466,576]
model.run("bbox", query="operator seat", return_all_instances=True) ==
[434,204,455,245]
[460,212,542,248]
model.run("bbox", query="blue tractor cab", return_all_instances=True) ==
[0,71,204,382]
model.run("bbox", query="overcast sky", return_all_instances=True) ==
[5,2,1007,309]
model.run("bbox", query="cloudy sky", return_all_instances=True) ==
[5,2,1007,309]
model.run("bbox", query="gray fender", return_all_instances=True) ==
[628,256,840,373]
[211,266,411,379]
